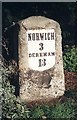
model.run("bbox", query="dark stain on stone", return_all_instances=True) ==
[25,70,53,88]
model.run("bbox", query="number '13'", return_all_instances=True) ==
[38,59,46,67]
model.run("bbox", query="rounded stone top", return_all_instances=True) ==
[18,16,60,29]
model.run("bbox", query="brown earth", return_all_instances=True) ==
[58,70,77,103]
[65,70,77,91]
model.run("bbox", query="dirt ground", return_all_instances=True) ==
[65,71,77,91]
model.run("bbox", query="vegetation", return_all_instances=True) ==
[63,45,77,72]
[1,57,30,120]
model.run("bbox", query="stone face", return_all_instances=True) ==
[18,16,65,102]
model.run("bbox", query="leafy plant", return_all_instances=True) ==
[0,56,30,120]
[30,105,44,118]
[63,45,77,72]
[50,99,76,118]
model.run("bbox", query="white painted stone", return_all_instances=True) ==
[27,29,55,71]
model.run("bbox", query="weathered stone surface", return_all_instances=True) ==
[18,16,65,102]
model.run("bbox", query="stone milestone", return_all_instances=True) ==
[18,16,65,102]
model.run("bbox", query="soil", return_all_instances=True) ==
[65,70,77,91]
[57,70,77,103]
